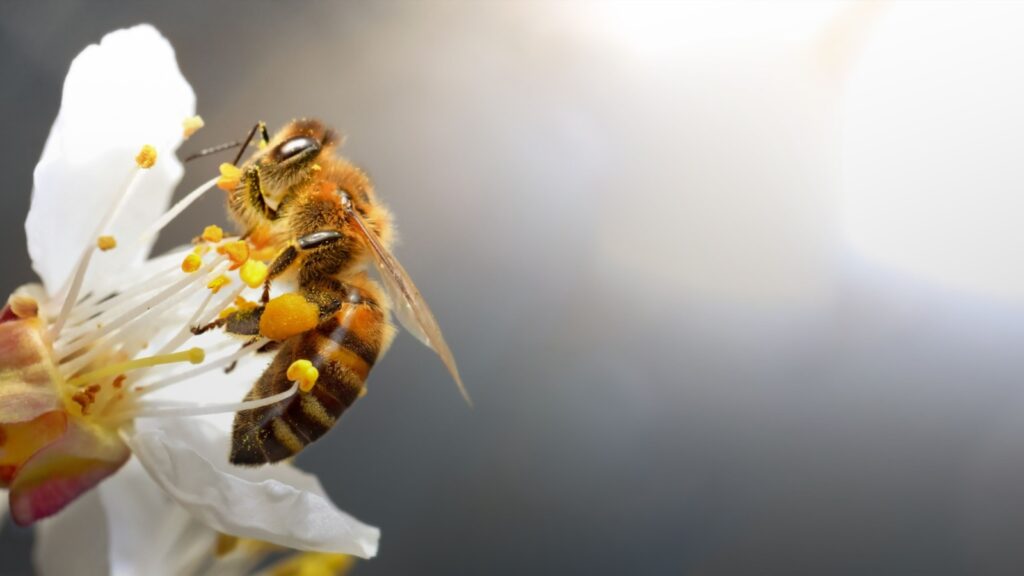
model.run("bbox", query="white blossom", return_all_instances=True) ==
[0,23,378,565]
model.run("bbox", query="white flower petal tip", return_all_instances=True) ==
[127,420,381,559]
[27,24,196,295]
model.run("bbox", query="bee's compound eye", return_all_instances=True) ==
[276,136,319,161]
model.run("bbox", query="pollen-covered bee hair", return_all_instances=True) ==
[192,119,466,465]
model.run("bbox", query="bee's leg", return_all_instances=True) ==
[258,231,342,303]
[242,165,277,221]
[257,340,281,354]
[224,336,267,374]
[302,278,344,323]
[262,245,299,303]
[190,317,227,335]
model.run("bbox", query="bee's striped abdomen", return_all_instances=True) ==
[230,292,389,465]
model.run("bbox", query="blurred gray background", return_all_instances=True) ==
[6,1,1024,574]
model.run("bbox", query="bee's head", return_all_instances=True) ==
[256,119,341,209]
[267,119,339,165]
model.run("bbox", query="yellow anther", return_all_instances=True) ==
[217,240,249,270]
[96,235,117,251]
[193,244,211,256]
[260,293,319,341]
[135,144,157,169]
[311,163,322,172]
[239,259,268,289]
[201,225,224,243]
[217,163,242,191]
[181,253,203,273]
[186,347,205,364]
[287,359,320,393]
[207,275,231,293]
[182,115,205,138]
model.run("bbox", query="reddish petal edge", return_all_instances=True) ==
[9,420,129,525]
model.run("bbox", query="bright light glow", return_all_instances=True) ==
[841,3,1024,301]
[584,1,851,62]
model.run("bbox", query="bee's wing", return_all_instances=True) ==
[345,205,470,405]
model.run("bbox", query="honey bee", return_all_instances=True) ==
[192,119,466,465]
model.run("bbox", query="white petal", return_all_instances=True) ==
[99,458,218,576]
[33,487,111,576]
[126,419,380,558]
[26,24,196,295]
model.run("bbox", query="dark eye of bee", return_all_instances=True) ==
[276,136,319,161]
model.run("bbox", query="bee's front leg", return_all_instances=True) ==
[259,230,342,303]
[262,245,299,303]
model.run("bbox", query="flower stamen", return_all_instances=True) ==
[135,145,158,169]
[96,235,117,251]
[66,347,204,388]
[217,163,242,191]
[134,337,268,396]
[182,115,205,138]
[51,142,167,340]
[56,257,226,362]
[287,359,319,392]
[134,382,297,419]
[138,176,220,243]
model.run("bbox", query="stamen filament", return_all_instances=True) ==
[134,382,298,418]
[62,246,196,325]
[51,167,145,340]
[154,282,246,356]
[133,338,269,396]
[66,347,204,388]
[139,176,219,242]
[58,263,184,344]
[57,257,225,361]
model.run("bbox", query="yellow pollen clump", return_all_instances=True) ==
[202,225,224,243]
[135,145,157,169]
[217,163,242,191]
[96,235,117,251]
[260,293,319,341]
[218,240,249,270]
[286,359,320,393]
[311,163,322,172]
[182,115,205,138]
[207,275,231,293]
[239,259,268,289]
[181,253,203,273]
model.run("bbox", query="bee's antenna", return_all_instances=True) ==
[184,141,243,163]
[185,122,270,165]
[231,121,269,166]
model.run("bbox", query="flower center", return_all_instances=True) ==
[17,142,303,432]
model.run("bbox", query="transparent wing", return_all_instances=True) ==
[345,203,471,405]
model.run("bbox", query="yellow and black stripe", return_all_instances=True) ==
[230,288,389,465]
